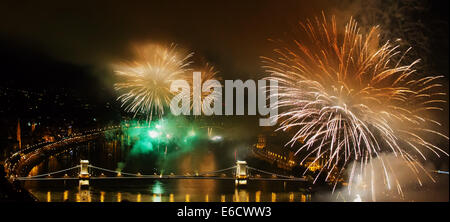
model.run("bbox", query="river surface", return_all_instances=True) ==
[22,136,314,202]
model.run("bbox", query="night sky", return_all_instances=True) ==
[1,1,448,84]
[0,0,448,122]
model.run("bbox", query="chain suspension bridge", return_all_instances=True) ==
[14,160,306,186]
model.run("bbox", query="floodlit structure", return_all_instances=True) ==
[79,160,90,188]
[235,160,248,185]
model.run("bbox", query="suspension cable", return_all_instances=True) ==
[196,166,237,176]
[247,166,297,179]
[16,165,80,179]
[89,165,236,177]
[88,165,139,176]
[15,164,301,180]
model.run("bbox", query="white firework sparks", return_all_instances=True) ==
[262,14,448,200]
[113,43,193,121]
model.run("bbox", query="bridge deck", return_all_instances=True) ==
[14,163,307,182]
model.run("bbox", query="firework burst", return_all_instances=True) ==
[262,14,448,199]
[113,43,193,121]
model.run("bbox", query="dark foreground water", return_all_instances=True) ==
[26,179,311,202]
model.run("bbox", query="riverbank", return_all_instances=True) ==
[0,164,37,202]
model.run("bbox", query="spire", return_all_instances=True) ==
[17,118,21,150]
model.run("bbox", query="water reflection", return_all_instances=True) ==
[47,191,51,202]
[136,193,141,202]
[63,190,68,201]
[255,191,261,202]
[39,188,312,202]
[233,189,249,202]
[79,189,91,202]
[151,181,164,195]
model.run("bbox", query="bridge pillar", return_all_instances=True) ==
[235,160,248,186]
[79,160,90,188]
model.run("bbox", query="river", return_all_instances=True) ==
[22,135,313,202]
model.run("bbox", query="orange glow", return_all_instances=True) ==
[255,191,261,202]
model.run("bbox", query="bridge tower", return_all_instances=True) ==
[235,160,248,186]
[79,160,90,188]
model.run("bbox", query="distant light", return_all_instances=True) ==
[189,130,196,137]
[155,124,161,129]
[166,134,172,139]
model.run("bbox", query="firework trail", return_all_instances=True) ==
[113,43,193,121]
[262,14,448,200]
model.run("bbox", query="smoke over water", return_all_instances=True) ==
[314,153,449,202]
